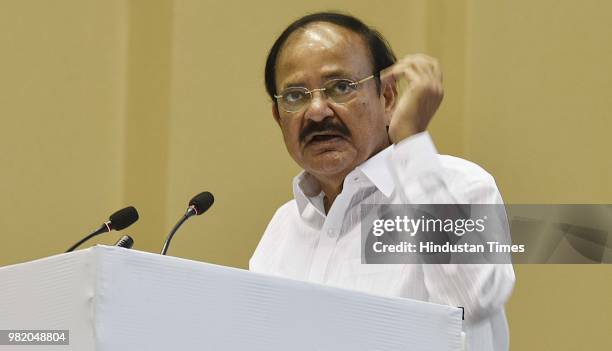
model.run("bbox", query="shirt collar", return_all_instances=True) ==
[356,145,394,197]
[292,145,395,215]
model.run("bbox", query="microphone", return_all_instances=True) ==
[114,235,134,249]
[161,192,214,255]
[66,206,139,252]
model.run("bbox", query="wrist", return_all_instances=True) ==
[389,124,421,144]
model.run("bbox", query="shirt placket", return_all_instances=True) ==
[307,178,360,283]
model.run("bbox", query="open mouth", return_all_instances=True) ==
[305,132,346,145]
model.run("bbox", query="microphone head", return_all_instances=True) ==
[188,192,214,215]
[109,206,139,231]
[114,235,134,249]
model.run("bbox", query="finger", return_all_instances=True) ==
[400,61,433,90]
[432,64,442,83]
[380,61,417,85]
[379,64,399,84]
[381,54,441,89]
[406,56,442,91]
[412,55,437,80]
[391,56,431,80]
[428,57,442,82]
[392,68,422,103]
[405,54,440,80]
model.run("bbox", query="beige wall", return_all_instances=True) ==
[1,0,610,348]
[0,0,127,262]
[463,1,612,348]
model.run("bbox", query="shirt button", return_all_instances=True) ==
[327,229,337,238]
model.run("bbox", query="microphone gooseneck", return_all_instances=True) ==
[161,192,214,255]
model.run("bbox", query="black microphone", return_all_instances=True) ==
[66,206,139,252]
[161,192,214,255]
[114,235,134,249]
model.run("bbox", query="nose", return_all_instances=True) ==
[304,90,333,122]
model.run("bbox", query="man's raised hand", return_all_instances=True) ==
[381,54,444,143]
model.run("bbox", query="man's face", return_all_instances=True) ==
[273,22,393,181]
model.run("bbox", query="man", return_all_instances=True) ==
[250,12,515,351]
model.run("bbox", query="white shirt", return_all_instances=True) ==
[250,132,515,351]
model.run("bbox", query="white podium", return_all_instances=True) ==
[0,246,463,350]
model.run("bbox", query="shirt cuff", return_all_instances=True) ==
[390,131,442,176]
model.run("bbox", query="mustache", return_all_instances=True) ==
[299,118,351,143]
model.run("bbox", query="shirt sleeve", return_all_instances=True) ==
[387,131,516,323]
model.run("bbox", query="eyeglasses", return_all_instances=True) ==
[274,73,377,113]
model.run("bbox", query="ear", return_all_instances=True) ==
[381,80,398,126]
[272,103,281,127]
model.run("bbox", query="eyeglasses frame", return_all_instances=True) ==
[274,73,378,113]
